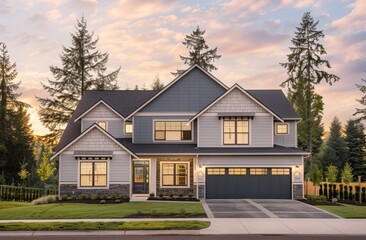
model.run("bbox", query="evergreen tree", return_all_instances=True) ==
[280,12,340,167]
[151,76,164,90]
[318,117,348,176]
[173,26,221,76]
[355,74,366,120]
[37,17,120,145]
[344,119,366,180]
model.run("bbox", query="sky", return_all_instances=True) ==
[0,0,365,136]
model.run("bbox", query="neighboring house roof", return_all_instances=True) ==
[189,84,284,123]
[117,138,309,156]
[124,64,229,120]
[55,90,158,152]
[53,124,138,159]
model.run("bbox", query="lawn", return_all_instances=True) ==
[317,204,366,218]
[0,221,210,231]
[0,201,206,220]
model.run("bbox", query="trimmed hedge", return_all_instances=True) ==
[0,185,57,202]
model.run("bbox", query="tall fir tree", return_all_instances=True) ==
[318,117,348,178]
[344,119,366,180]
[280,12,339,168]
[37,17,120,145]
[355,74,366,120]
[151,76,164,90]
[173,26,221,76]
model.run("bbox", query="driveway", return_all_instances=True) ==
[204,199,339,218]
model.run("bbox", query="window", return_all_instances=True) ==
[223,118,249,145]
[154,121,192,141]
[97,121,107,130]
[272,168,290,175]
[80,162,107,187]
[207,168,225,175]
[250,168,267,175]
[161,163,188,186]
[276,124,288,134]
[125,121,133,134]
[229,168,247,175]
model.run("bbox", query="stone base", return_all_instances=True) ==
[198,184,205,199]
[60,184,130,197]
[293,184,304,199]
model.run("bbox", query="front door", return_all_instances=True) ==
[133,160,149,194]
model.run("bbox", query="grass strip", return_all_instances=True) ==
[317,204,366,218]
[0,221,210,231]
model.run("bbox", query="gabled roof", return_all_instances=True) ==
[55,90,157,152]
[52,124,138,159]
[74,100,125,122]
[189,84,284,123]
[124,64,229,120]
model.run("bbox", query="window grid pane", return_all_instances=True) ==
[207,168,225,175]
[276,124,288,134]
[80,162,107,187]
[228,168,247,175]
[155,121,192,141]
[97,121,107,130]
[161,163,188,186]
[272,168,290,175]
[125,122,133,134]
[223,119,249,145]
[250,168,268,175]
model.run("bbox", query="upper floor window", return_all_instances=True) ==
[97,121,107,130]
[125,121,133,134]
[80,162,107,187]
[223,117,249,145]
[154,121,192,141]
[276,123,288,134]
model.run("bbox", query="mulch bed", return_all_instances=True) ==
[147,197,200,202]
[126,213,207,218]
[57,198,130,204]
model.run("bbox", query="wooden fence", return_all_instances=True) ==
[0,185,58,202]
[305,179,366,196]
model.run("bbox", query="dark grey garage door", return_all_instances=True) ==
[206,168,291,199]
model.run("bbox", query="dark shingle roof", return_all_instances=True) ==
[246,90,299,119]
[55,90,158,152]
[117,138,308,155]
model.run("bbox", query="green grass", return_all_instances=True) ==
[0,201,205,220]
[317,204,366,218]
[0,221,210,231]
[0,201,29,210]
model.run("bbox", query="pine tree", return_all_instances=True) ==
[344,119,366,180]
[173,26,221,76]
[280,12,340,167]
[355,74,366,120]
[318,117,348,177]
[37,17,120,145]
[151,76,164,90]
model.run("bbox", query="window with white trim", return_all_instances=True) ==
[223,117,249,145]
[80,162,107,187]
[154,121,192,141]
[125,121,133,134]
[97,121,107,130]
[276,124,288,134]
[161,163,188,186]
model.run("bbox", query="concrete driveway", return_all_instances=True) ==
[204,199,339,218]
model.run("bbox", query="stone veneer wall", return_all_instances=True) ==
[60,184,130,197]
[293,184,303,199]
[156,157,196,197]
[198,185,205,199]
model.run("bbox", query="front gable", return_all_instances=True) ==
[83,103,121,119]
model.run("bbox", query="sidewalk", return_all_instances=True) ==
[0,218,366,236]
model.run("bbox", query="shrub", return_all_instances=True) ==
[178,193,184,198]
[188,194,193,198]
[119,194,125,200]
[111,194,116,200]
[323,183,328,198]
[159,193,163,198]
[169,192,174,198]
[361,187,366,203]
[71,195,77,200]
[332,198,338,203]
[307,195,326,202]
[339,184,344,200]
[319,185,323,196]
[149,193,155,197]
[91,194,98,200]
[115,199,121,203]
[344,186,349,200]
[355,186,361,202]
[31,195,57,205]
[80,194,88,200]
[61,195,68,201]
[100,200,106,204]
[101,194,107,200]
[332,184,337,198]
[349,186,353,201]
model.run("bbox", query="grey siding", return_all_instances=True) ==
[60,154,77,182]
[274,121,297,147]
[133,116,197,144]
[141,68,226,112]
[198,115,272,147]
[110,154,130,182]
[82,119,129,138]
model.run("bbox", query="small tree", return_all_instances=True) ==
[309,164,323,194]
[325,165,338,184]
[37,150,55,185]
[341,163,353,185]
[17,161,29,186]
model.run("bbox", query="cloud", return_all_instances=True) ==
[330,0,366,32]
[108,0,177,19]
[29,10,62,23]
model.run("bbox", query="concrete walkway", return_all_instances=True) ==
[0,218,366,236]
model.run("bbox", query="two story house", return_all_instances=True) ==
[53,65,308,200]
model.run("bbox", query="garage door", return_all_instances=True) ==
[206,168,291,199]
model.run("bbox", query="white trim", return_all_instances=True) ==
[58,155,61,199]
[197,118,200,148]
[271,116,274,147]
[275,122,290,135]
[109,181,130,184]
[77,159,110,190]
[51,124,138,159]
[134,152,310,156]
[152,119,194,143]
[221,117,252,147]
[159,161,191,189]
[295,121,298,148]
[96,120,108,131]
[132,116,135,144]
[135,112,197,116]
[83,117,122,121]
[189,84,284,123]
[125,64,228,120]
[74,100,125,122]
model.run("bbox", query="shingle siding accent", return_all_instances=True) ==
[83,103,120,118]
[274,121,297,148]
[141,68,226,112]
[207,88,266,113]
